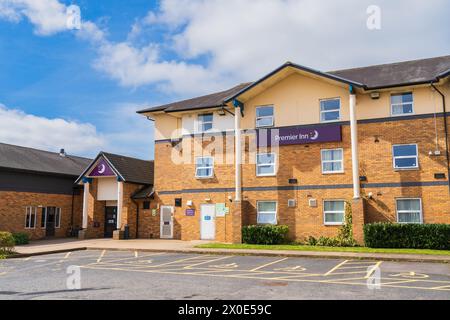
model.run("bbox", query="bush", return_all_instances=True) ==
[364,223,450,250]
[12,232,29,245]
[0,231,15,254]
[242,225,289,245]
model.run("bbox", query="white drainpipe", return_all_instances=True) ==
[82,181,89,229]
[349,92,360,199]
[235,106,242,201]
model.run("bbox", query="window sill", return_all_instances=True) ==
[394,167,419,172]
[322,171,345,175]
[195,177,214,180]
[256,174,277,177]
[324,223,344,226]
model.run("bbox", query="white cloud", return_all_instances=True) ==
[0,0,68,35]
[1,0,449,96]
[0,104,105,155]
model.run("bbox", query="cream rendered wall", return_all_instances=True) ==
[182,111,234,134]
[240,73,350,129]
[154,113,181,140]
[97,177,118,201]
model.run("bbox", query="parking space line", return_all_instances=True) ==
[381,279,419,286]
[97,250,106,263]
[250,258,288,272]
[430,284,450,290]
[324,260,349,276]
[184,256,233,269]
[365,261,382,279]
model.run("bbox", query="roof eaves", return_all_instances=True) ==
[224,62,364,103]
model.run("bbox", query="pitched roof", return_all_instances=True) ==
[329,55,450,89]
[137,55,450,114]
[137,82,252,114]
[131,185,154,200]
[76,152,154,185]
[0,142,91,177]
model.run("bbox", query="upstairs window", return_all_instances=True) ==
[198,113,213,132]
[25,207,36,229]
[320,98,341,122]
[393,144,418,169]
[256,106,274,128]
[321,149,344,173]
[257,201,277,225]
[396,198,422,224]
[195,156,214,178]
[256,153,276,176]
[391,92,413,116]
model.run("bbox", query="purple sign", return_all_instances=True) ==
[185,209,195,216]
[257,125,341,147]
[89,158,115,177]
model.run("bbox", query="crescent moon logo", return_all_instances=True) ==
[98,164,106,174]
[310,130,319,140]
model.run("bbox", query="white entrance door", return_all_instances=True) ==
[160,206,174,239]
[200,204,216,240]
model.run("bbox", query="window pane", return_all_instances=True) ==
[41,208,46,228]
[392,93,413,104]
[257,165,275,175]
[256,117,273,127]
[196,168,212,177]
[257,153,275,164]
[258,201,276,212]
[321,111,340,122]
[257,212,277,224]
[196,157,213,166]
[323,161,342,172]
[393,145,417,157]
[394,158,417,168]
[322,149,342,161]
[199,114,213,122]
[398,211,421,223]
[202,123,213,131]
[397,199,420,211]
[320,99,340,111]
[324,200,344,212]
[325,212,344,223]
[256,106,273,117]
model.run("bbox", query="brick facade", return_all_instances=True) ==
[0,190,84,240]
[148,115,450,244]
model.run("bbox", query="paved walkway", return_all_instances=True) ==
[12,239,450,263]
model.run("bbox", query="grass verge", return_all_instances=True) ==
[196,243,450,256]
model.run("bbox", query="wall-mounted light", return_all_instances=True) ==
[370,92,380,99]
[186,200,193,206]
[217,109,226,116]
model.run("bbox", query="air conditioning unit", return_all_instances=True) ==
[308,198,318,207]
[288,199,296,208]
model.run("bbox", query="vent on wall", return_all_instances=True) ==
[288,199,296,208]
[308,199,318,207]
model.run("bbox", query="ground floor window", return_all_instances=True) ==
[55,208,61,228]
[323,200,345,225]
[396,198,422,223]
[25,207,37,229]
[40,207,62,229]
[257,201,277,225]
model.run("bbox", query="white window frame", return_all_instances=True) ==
[197,113,214,133]
[321,148,344,174]
[25,206,37,229]
[390,92,414,116]
[256,152,277,177]
[320,98,341,123]
[256,201,278,225]
[195,156,214,179]
[392,144,419,170]
[55,207,61,228]
[396,198,423,224]
[323,200,346,226]
[255,105,274,128]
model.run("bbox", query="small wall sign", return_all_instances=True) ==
[215,203,227,217]
[185,209,195,216]
[151,209,157,217]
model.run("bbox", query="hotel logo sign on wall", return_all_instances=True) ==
[257,125,342,147]
[89,158,115,177]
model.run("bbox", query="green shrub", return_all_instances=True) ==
[0,231,15,254]
[364,223,450,250]
[242,225,289,245]
[12,232,29,245]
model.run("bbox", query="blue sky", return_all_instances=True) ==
[0,0,449,160]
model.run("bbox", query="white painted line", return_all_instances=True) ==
[184,255,232,269]
[250,258,288,272]
[365,261,382,279]
[97,250,106,263]
[64,252,72,259]
[324,260,349,276]
[134,251,138,258]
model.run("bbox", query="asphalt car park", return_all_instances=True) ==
[0,250,449,300]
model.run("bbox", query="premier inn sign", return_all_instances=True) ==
[257,124,342,147]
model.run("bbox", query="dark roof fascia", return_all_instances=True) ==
[136,106,166,114]
[224,62,365,103]
[364,79,442,91]
[164,104,227,114]
[0,166,79,179]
